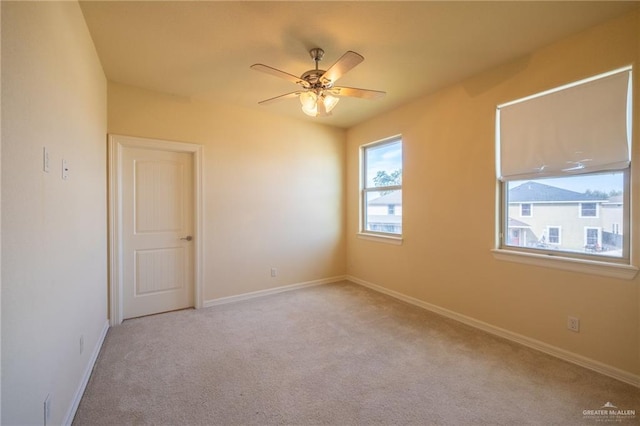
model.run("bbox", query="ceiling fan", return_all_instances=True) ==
[250,48,386,117]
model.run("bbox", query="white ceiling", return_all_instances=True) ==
[79,1,638,129]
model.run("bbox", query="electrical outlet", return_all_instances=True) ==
[80,335,84,355]
[567,316,580,332]
[270,268,278,277]
[44,394,51,426]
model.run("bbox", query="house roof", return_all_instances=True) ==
[605,195,623,204]
[508,218,530,228]
[509,181,607,203]
[369,191,402,205]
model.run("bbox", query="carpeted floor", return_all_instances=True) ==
[73,281,639,425]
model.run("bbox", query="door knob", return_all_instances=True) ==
[180,236,193,241]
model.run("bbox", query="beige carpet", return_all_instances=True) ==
[73,281,639,425]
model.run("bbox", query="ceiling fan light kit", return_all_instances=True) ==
[300,91,340,117]
[250,47,386,117]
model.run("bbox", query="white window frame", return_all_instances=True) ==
[547,226,561,245]
[499,168,631,263]
[520,203,532,217]
[359,136,403,244]
[584,227,601,247]
[579,202,599,218]
[493,67,638,279]
[497,169,634,278]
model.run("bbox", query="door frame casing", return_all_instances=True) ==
[108,134,204,326]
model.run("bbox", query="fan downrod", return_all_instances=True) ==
[301,48,328,87]
[309,48,324,63]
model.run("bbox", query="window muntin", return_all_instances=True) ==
[584,227,601,250]
[547,226,561,245]
[361,137,402,236]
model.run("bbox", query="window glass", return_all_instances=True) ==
[585,228,599,247]
[580,203,597,217]
[504,172,625,258]
[547,227,560,244]
[362,138,402,236]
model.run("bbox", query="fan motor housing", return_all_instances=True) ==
[301,69,330,88]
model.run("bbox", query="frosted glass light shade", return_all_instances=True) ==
[323,94,339,112]
[299,91,317,109]
[299,91,340,117]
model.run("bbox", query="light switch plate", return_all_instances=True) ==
[43,147,50,173]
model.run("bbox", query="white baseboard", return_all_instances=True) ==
[346,275,640,389]
[63,320,110,425]
[203,275,348,308]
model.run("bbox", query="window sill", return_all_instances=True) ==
[357,233,403,245]
[491,249,638,280]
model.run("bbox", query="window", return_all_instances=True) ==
[547,226,561,245]
[580,202,597,218]
[497,67,632,263]
[585,227,601,250]
[504,173,625,257]
[361,137,402,237]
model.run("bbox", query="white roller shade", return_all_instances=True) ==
[498,68,632,181]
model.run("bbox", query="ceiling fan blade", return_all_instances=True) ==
[331,86,386,100]
[320,51,364,85]
[250,64,310,88]
[257,91,301,105]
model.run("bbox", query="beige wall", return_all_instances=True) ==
[347,11,640,376]
[1,2,108,424]
[107,83,347,301]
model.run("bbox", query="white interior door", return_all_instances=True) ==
[121,146,194,319]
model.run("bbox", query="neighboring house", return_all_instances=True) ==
[601,194,624,248]
[367,190,402,234]
[507,181,622,254]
